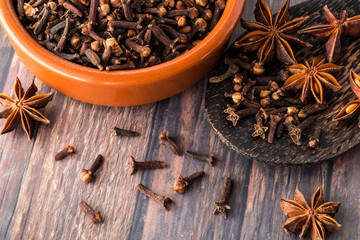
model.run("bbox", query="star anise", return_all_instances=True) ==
[282,57,342,104]
[300,5,360,63]
[224,105,240,126]
[333,70,360,121]
[235,0,311,69]
[280,187,341,240]
[0,77,54,140]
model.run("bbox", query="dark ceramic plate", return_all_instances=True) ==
[205,0,360,166]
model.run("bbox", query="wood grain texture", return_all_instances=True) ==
[206,0,360,166]
[0,0,359,240]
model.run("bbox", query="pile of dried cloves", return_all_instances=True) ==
[17,0,226,70]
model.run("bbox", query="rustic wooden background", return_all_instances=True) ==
[0,0,358,239]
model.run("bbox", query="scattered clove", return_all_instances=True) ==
[80,154,104,183]
[113,127,140,137]
[213,177,232,219]
[79,201,102,223]
[54,144,75,161]
[173,171,205,193]
[137,183,173,210]
[128,156,167,175]
[159,131,181,155]
[185,151,215,166]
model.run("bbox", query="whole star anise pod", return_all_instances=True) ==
[235,0,311,71]
[300,5,360,63]
[282,57,342,104]
[280,187,341,240]
[0,77,53,140]
[333,70,360,121]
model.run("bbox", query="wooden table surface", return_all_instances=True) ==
[0,0,359,239]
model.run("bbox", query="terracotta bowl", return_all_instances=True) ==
[0,0,245,106]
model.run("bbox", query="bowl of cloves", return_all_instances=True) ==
[0,0,245,106]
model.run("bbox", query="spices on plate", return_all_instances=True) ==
[17,0,227,70]
[0,77,53,140]
[280,187,341,240]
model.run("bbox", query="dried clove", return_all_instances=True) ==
[173,171,205,193]
[298,103,328,119]
[288,116,317,145]
[159,131,181,155]
[54,144,75,161]
[308,127,321,149]
[185,151,215,166]
[113,127,140,137]
[137,183,173,210]
[80,44,104,70]
[268,114,281,143]
[54,17,71,52]
[128,156,167,175]
[80,154,104,183]
[225,92,261,109]
[210,0,225,30]
[213,177,232,219]
[209,64,240,83]
[276,113,286,138]
[235,107,259,120]
[79,201,102,223]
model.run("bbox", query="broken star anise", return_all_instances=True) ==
[300,5,360,63]
[280,187,341,240]
[333,70,360,121]
[0,77,54,140]
[235,0,311,70]
[282,57,342,104]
